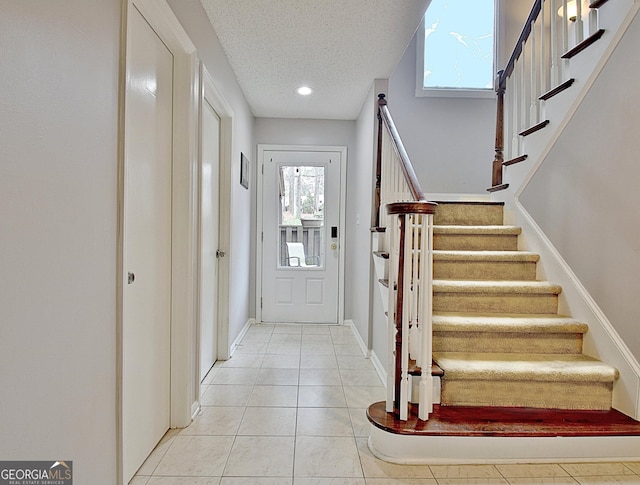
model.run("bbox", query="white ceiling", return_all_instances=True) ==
[200,0,430,120]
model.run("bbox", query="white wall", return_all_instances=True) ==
[519,11,640,360]
[168,0,255,350]
[254,118,357,320]
[347,83,382,348]
[0,2,256,482]
[387,34,497,194]
[499,0,537,66]
[383,0,533,196]
[0,1,120,482]
[255,118,356,148]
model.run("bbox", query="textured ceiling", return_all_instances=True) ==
[200,0,430,119]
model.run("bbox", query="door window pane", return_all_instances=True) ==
[278,165,324,268]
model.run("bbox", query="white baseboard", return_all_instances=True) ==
[344,319,368,357]
[229,318,255,358]
[191,401,201,421]
[369,349,387,388]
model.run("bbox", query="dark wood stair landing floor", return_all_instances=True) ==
[367,401,640,438]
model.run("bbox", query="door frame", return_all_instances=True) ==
[117,0,199,482]
[196,63,234,386]
[256,144,347,324]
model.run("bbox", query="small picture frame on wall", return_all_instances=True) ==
[240,152,250,189]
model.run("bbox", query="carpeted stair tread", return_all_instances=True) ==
[434,280,562,295]
[433,352,620,383]
[433,312,588,334]
[434,250,540,262]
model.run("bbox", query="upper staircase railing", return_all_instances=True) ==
[376,94,437,421]
[491,0,607,190]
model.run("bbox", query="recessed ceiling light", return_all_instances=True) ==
[296,86,313,96]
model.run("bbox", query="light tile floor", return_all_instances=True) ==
[132,323,640,484]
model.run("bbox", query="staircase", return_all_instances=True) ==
[366,0,640,463]
[372,200,621,411]
[431,201,618,410]
[368,201,640,464]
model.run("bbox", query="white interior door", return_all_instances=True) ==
[122,5,172,481]
[261,149,342,323]
[199,98,220,381]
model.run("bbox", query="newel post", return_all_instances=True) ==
[387,201,438,421]
[492,71,506,187]
[393,212,406,416]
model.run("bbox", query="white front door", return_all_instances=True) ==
[122,4,172,481]
[199,98,220,381]
[260,149,343,323]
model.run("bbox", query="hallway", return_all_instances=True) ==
[131,323,640,484]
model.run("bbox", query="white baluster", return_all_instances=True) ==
[409,215,420,362]
[540,1,548,97]
[386,215,398,413]
[510,71,520,157]
[550,0,560,85]
[575,0,584,45]
[562,0,570,54]
[399,214,412,421]
[589,4,598,37]
[530,19,538,124]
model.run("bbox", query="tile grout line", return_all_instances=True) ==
[137,324,640,483]
[292,328,302,482]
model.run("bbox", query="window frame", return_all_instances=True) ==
[415,0,499,99]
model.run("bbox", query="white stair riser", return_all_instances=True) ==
[434,234,518,251]
[434,292,559,314]
[434,204,504,226]
[434,331,584,354]
[435,260,537,280]
[441,379,614,410]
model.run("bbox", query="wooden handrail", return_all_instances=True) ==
[491,0,606,190]
[377,94,426,202]
[500,0,543,88]
[387,201,438,216]
[487,0,604,192]
[491,0,544,191]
